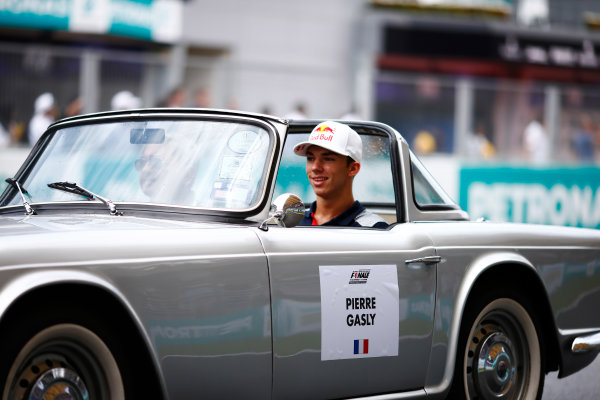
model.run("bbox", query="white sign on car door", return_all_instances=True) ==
[319,264,399,361]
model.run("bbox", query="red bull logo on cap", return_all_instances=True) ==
[315,125,334,134]
[310,124,335,143]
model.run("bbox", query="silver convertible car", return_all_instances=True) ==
[0,109,599,400]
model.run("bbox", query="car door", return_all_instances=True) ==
[258,225,437,399]
[261,122,437,399]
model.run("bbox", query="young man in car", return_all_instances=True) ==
[293,121,388,228]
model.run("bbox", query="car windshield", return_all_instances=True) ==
[6,119,273,210]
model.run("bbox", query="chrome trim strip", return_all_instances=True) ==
[265,245,599,258]
[572,331,600,353]
[347,389,427,400]
[264,249,435,257]
[0,252,266,271]
[436,244,600,251]
[560,327,600,336]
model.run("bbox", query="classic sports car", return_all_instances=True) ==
[0,109,599,400]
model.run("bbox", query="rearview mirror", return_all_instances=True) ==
[259,193,305,230]
[130,128,165,144]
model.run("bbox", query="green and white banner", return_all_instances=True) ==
[460,166,600,229]
[0,0,182,43]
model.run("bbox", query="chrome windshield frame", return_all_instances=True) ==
[0,110,283,219]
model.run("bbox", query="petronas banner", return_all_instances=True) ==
[0,0,182,43]
[460,166,600,229]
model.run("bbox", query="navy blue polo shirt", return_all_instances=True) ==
[299,200,388,228]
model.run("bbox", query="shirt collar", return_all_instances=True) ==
[306,200,364,226]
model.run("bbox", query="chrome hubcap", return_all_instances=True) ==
[30,367,89,400]
[12,358,89,400]
[467,323,522,400]
[475,331,515,397]
[462,299,541,400]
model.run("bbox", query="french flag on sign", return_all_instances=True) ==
[354,339,369,354]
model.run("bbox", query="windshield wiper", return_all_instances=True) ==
[5,178,36,215]
[47,181,123,216]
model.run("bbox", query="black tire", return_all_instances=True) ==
[449,290,545,400]
[0,305,127,400]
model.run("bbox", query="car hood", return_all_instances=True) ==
[0,214,218,237]
[0,214,259,268]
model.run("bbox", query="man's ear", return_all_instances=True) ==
[348,161,360,177]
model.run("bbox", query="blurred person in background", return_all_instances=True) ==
[259,105,273,115]
[0,120,9,148]
[159,86,187,108]
[0,103,17,147]
[595,118,600,155]
[193,88,211,108]
[285,102,308,119]
[111,90,141,111]
[571,113,595,163]
[466,121,495,160]
[64,96,83,118]
[413,129,436,155]
[340,103,362,121]
[226,97,239,111]
[523,113,549,164]
[28,92,56,146]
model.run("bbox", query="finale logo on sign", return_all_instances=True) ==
[349,269,370,284]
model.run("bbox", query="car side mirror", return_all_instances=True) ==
[259,193,305,231]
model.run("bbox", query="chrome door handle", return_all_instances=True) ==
[405,256,442,265]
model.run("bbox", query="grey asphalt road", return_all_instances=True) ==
[543,355,600,399]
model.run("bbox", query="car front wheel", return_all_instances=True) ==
[2,323,124,400]
[451,295,544,400]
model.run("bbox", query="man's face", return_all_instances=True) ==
[305,145,359,200]
[136,144,168,198]
[136,141,198,203]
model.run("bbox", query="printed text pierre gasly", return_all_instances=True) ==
[346,297,376,326]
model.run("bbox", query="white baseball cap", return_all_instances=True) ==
[293,121,362,163]
[34,92,55,114]
[111,90,141,110]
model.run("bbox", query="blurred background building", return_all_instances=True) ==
[0,0,599,228]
